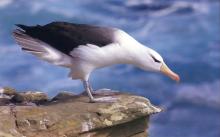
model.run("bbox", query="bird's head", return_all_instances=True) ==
[140,48,180,82]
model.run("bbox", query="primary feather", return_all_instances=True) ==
[13,29,72,67]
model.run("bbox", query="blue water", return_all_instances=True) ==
[0,0,220,136]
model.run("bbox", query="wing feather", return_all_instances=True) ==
[13,29,72,67]
[15,22,117,55]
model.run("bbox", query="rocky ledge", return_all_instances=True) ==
[0,87,162,137]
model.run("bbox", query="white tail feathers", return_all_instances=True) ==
[13,29,72,67]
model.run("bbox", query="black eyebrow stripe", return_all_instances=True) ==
[150,54,161,63]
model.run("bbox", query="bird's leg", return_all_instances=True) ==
[83,80,118,103]
[88,81,94,93]
[83,80,94,102]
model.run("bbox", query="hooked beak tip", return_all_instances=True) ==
[173,74,180,83]
[160,63,180,83]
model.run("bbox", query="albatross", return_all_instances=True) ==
[12,22,180,103]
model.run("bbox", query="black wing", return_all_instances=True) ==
[16,22,117,55]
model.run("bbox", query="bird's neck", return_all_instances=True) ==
[125,44,152,71]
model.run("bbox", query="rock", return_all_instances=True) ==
[11,91,48,104]
[1,87,16,96]
[0,98,11,105]
[0,87,15,105]
[51,91,76,101]
[0,90,162,137]
[81,117,148,137]
[0,106,23,137]
[0,87,48,105]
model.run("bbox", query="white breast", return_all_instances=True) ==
[70,43,131,68]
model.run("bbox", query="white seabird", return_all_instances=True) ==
[12,22,180,103]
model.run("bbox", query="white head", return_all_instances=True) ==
[137,47,180,82]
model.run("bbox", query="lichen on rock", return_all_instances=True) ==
[0,88,162,137]
[1,87,17,96]
[11,91,48,104]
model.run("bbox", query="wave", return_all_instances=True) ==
[124,0,209,17]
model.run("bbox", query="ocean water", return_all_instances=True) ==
[0,0,220,136]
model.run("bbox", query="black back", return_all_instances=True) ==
[16,22,116,55]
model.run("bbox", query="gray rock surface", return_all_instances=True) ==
[11,91,48,104]
[0,89,161,137]
[51,91,76,101]
[1,87,16,96]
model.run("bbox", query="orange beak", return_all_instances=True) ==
[160,63,180,82]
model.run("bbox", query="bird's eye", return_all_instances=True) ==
[150,55,161,63]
